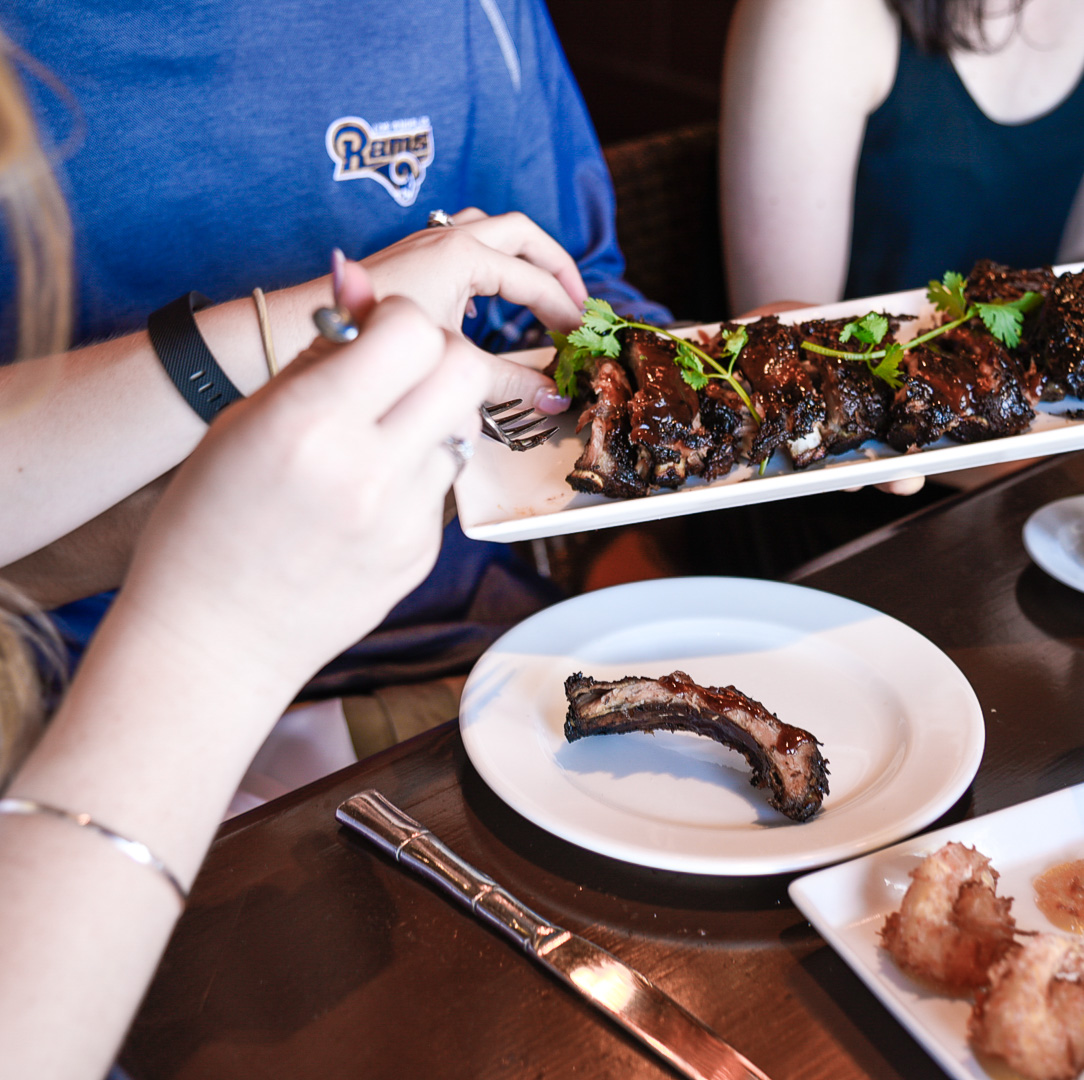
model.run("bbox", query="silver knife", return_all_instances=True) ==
[336,789,772,1080]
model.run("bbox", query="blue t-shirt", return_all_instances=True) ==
[2,0,668,355]
[3,0,670,681]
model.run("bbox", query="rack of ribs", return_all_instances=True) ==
[560,259,1082,501]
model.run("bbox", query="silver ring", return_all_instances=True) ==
[313,305,359,344]
[427,209,456,229]
[443,435,474,477]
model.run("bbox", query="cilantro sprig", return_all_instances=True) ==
[552,298,757,420]
[839,311,888,347]
[839,313,905,388]
[799,271,1044,380]
[926,270,1043,348]
[799,311,907,388]
[926,271,969,320]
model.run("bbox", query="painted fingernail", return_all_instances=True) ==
[331,248,346,304]
[534,388,571,414]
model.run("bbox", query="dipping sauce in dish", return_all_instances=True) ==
[1034,858,1084,933]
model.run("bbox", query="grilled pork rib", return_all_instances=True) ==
[624,328,710,488]
[726,316,827,467]
[798,315,898,456]
[965,258,1056,306]
[566,359,651,498]
[696,378,746,480]
[1033,268,1084,401]
[886,326,1035,451]
[564,670,829,822]
[964,259,1053,402]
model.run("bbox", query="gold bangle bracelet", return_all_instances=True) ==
[251,287,279,378]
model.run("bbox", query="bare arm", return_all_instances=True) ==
[0,264,490,1079]
[720,0,899,314]
[0,473,174,608]
[0,281,318,567]
[0,213,587,567]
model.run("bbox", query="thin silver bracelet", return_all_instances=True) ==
[0,796,188,904]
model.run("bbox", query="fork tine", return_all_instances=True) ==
[483,399,522,415]
[511,427,558,450]
[479,400,559,451]
[494,408,535,428]
[502,415,549,436]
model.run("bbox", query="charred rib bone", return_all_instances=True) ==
[566,359,651,498]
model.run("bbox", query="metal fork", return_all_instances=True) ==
[481,399,558,451]
[312,306,559,452]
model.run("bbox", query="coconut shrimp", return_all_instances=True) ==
[969,933,1084,1080]
[881,842,1017,993]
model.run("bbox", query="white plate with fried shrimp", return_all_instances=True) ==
[789,783,1084,1080]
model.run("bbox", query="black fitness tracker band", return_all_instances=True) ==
[148,292,244,423]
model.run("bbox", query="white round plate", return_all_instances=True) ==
[459,578,985,876]
[1023,494,1084,593]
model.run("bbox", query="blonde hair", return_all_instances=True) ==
[0,30,73,360]
[0,34,73,784]
[0,580,64,789]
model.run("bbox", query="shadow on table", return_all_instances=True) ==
[1016,562,1084,643]
[462,757,798,909]
[122,828,396,1077]
[1005,566,1084,798]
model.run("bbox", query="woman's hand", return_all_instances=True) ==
[360,208,588,415]
[0,262,492,1080]
[120,261,487,687]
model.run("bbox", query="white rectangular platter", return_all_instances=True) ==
[455,274,1084,543]
[788,783,1084,1080]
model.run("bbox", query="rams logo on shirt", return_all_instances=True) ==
[325,115,434,207]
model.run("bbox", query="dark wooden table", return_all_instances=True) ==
[122,453,1084,1080]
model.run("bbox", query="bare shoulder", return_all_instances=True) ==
[726,0,899,112]
[721,0,902,309]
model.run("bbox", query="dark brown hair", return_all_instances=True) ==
[887,0,1030,53]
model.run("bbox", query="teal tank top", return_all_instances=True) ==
[844,31,1084,299]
